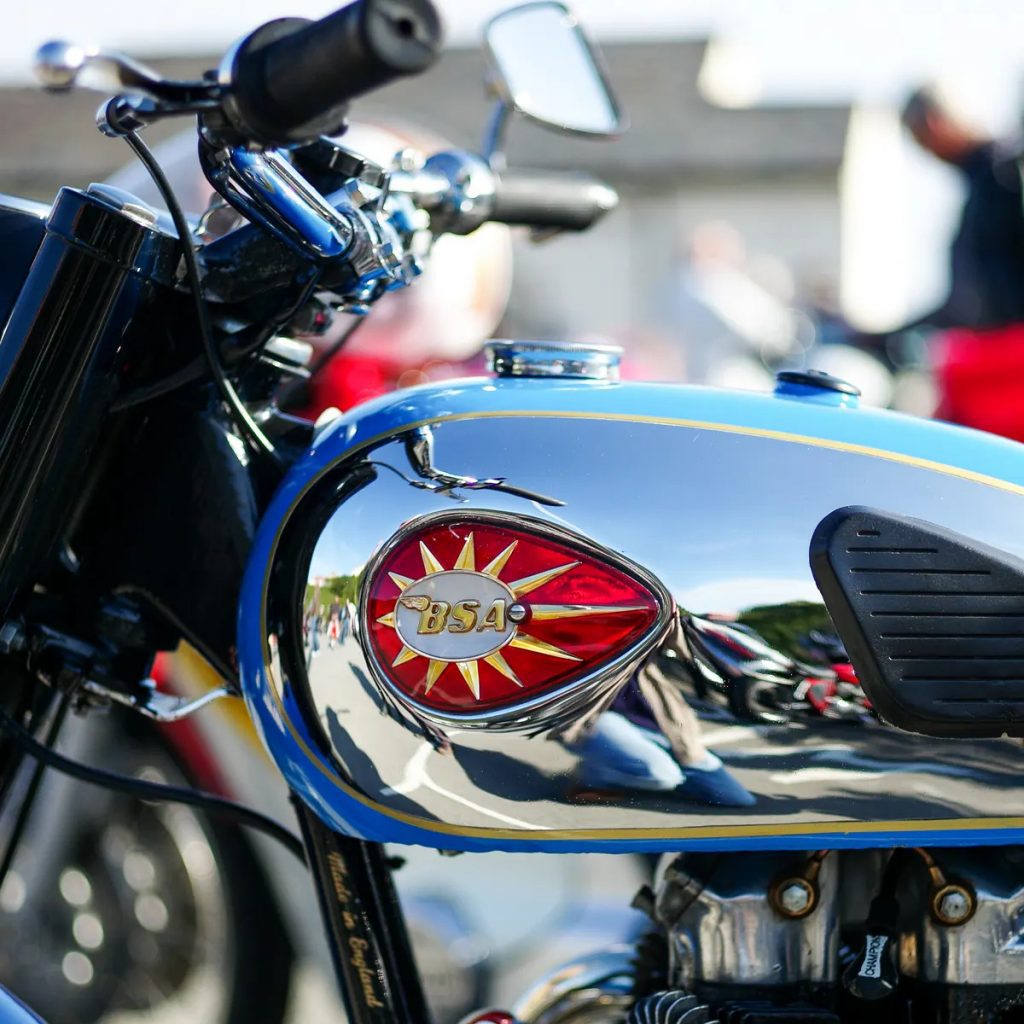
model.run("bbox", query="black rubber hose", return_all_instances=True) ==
[229,0,443,144]
[0,690,74,888]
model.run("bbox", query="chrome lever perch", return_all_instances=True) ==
[201,144,356,260]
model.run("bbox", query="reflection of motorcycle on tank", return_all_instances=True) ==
[799,628,874,717]
[678,616,870,724]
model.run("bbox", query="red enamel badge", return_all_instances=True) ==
[362,513,668,725]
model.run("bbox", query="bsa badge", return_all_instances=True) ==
[361,511,670,726]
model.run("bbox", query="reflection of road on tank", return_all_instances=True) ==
[302,635,1024,832]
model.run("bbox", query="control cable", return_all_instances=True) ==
[0,707,307,863]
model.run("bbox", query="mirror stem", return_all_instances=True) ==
[481,100,511,170]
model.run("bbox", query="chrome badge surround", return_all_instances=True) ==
[357,509,674,732]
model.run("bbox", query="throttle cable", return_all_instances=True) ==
[0,708,307,863]
[123,130,286,472]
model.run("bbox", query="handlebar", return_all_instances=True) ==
[34,1,625,385]
[224,0,443,145]
[491,169,618,232]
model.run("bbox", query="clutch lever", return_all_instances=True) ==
[35,41,221,122]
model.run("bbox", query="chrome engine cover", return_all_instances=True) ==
[240,378,1024,850]
[651,848,1024,1014]
[902,848,1024,987]
[654,853,839,989]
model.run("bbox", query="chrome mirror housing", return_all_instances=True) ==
[483,2,625,138]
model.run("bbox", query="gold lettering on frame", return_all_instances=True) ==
[477,599,508,632]
[325,852,385,1010]
[448,599,480,633]
[327,851,352,905]
[349,937,385,1009]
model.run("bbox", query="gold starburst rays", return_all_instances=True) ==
[376,533,648,701]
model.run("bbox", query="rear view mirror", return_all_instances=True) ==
[484,2,624,137]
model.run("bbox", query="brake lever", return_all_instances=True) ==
[36,41,224,138]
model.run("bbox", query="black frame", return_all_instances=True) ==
[294,799,432,1024]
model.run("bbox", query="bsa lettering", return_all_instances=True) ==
[448,599,480,634]
[479,599,507,632]
[400,594,508,635]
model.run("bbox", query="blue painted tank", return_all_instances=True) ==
[238,375,1024,852]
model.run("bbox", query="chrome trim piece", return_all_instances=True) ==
[0,195,50,221]
[418,151,498,236]
[511,947,635,1024]
[79,679,235,722]
[487,340,623,380]
[222,148,354,259]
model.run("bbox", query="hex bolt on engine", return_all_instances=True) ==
[769,852,827,920]
[932,883,975,926]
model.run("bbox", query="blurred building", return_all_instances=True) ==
[0,39,851,342]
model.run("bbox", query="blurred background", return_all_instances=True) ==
[1,2,1024,1022]
[2,0,1024,396]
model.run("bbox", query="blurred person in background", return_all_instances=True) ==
[900,84,1024,334]
[870,85,1024,437]
[659,221,800,390]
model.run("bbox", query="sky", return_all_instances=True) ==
[3,0,1023,125]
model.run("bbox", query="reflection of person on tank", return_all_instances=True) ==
[303,603,322,657]
[308,612,321,657]
[561,614,755,808]
[328,599,341,648]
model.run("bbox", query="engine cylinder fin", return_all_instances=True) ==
[717,1005,840,1023]
[628,989,712,1024]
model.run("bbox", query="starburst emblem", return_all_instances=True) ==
[371,532,651,703]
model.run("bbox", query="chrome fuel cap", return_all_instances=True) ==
[486,340,622,381]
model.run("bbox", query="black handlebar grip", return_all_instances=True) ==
[491,169,618,232]
[228,0,442,145]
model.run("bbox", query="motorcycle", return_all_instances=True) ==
[2,2,1024,1023]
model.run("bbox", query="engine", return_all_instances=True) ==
[637,848,1024,1024]
[511,849,1024,1024]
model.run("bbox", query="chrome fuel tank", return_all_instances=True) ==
[238,377,1024,852]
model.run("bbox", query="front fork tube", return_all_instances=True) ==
[293,798,432,1024]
